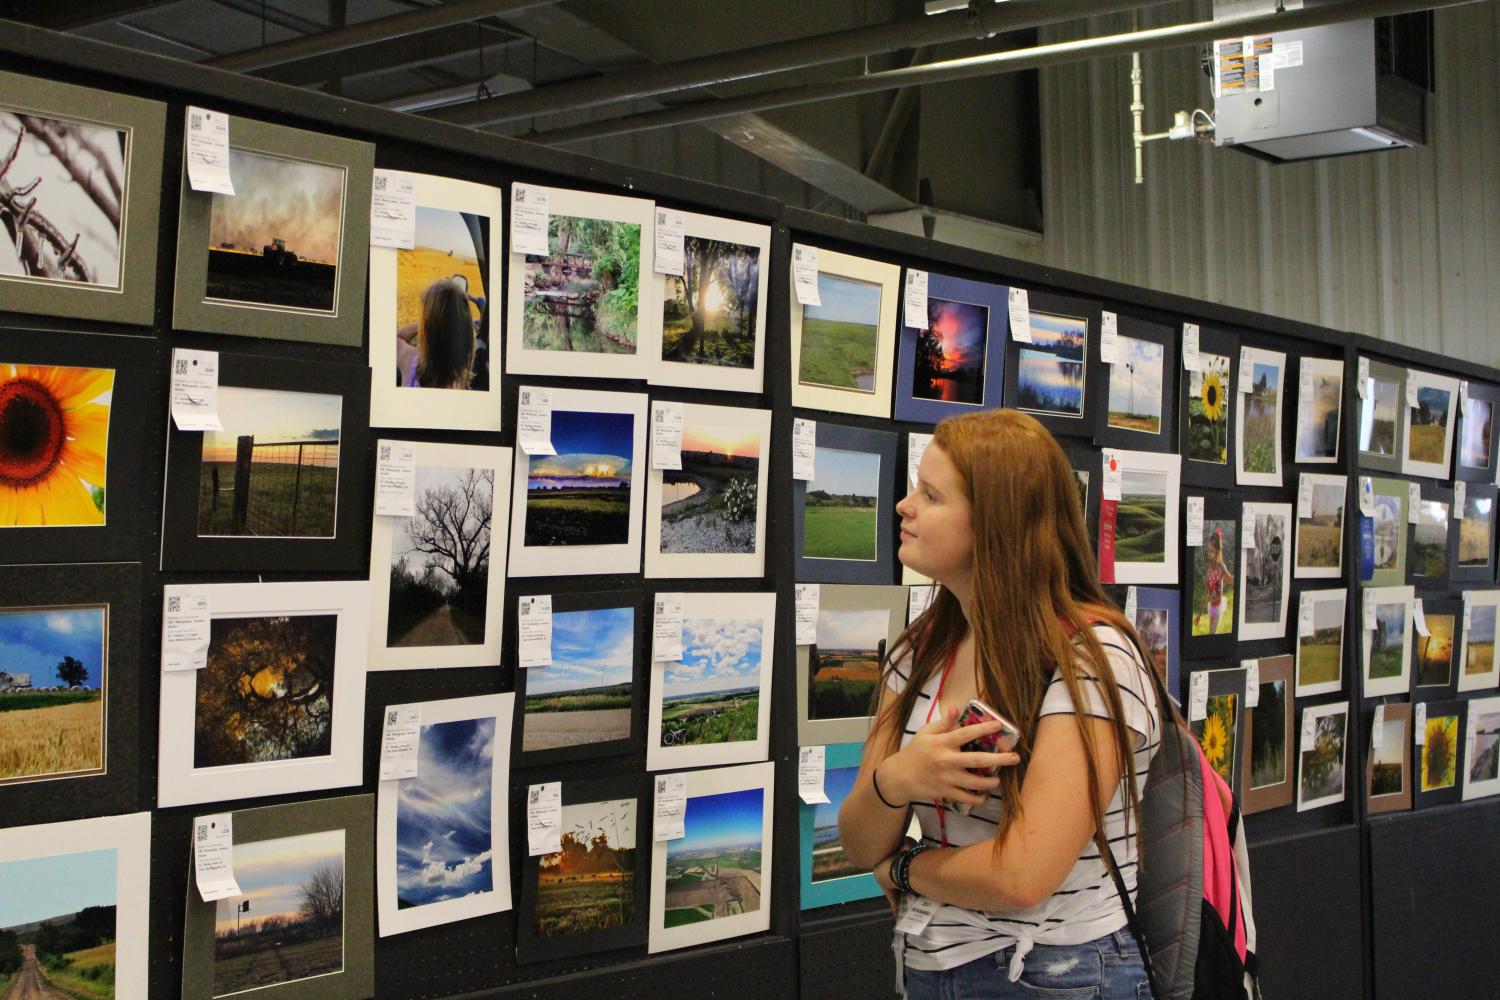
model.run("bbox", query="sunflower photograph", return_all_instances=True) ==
[0,362,113,528]
[1421,713,1459,792]
[1192,692,1237,784]
[1186,353,1230,466]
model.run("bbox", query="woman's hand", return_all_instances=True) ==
[878,706,1021,808]
[873,851,902,914]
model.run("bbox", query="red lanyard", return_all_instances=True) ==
[923,647,959,848]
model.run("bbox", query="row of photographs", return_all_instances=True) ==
[0,760,778,998]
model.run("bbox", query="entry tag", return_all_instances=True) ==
[1102,449,1123,502]
[378,704,421,781]
[517,387,556,456]
[369,169,417,249]
[1302,709,1318,746]
[654,774,687,841]
[1244,660,1260,708]
[904,269,929,329]
[1461,380,1471,417]
[1099,311,1120,364]
[185,107,235,195]
[651,401,684,471]
[654,209,685,276]
[908,585,935,624]
[793,418,817,481]
[1408,482,1421,524]
[1189,672,1209,722]
[1359,477,1376,517]
[896,895,941,936]
[1298,474,1314,519]
[1406,376,1420,410]
[1182,323,1202,372]
[1239,347,1255,394]
[1186,496,1205,547]
[1007,287,1032,343]
[1464,595,1473,634]
[653,594,685,662]
[798,746,829,804]
[1300,593,1316,637]
[170,348,223,432]
[1413,598,1430,637]
[1455,481,1466,520]
[1358,357,1370,398]
[374,440,417,517]
[1298,365,1314,417]
[517,595,553,668]
[907,433,932,491]
[792,244,822,306]
[1362,591,1376,632]
[527,782,563,856]
[163,590,212,672]
[1416,703,1428,745]
[510,184,551,257]
[1124,586,1138,623]
[795,584,820,646]
[194,813,242,902]
[1243,519,1256,549]
[1372,705,1386,752]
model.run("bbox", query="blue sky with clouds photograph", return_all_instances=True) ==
[669,787,763,859]
[0,606,105,687]
[0,848,115,931]
[663,619,763,699]
[525,606,634,696]
[396,716,495,909]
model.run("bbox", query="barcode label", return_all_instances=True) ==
[167,596,181,614]
[189,111,203,130]
[374,174,387,191]
[196,824,208,842]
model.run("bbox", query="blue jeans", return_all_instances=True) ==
[903,930,1151,999]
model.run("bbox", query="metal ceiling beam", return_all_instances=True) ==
[12,0,184,30]
[426,0,1177,129]
[530,0,1484,146]
[201,0,558,74]
[257,22,518,86]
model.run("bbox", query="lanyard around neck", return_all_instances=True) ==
[923,646,960,848]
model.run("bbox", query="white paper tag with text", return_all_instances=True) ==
[185,107,235,195]
[1413,598,1430,637]
[1302,709,1318,746]
[1416,702,1428,745]
[194,813,242,902]
[1357,476,1375,518]
[1186,496,1205,547]
[170,348,223,432]
[510,184,551,257]
[517,595,553,668]
[1124,586,1138,623]
[1464,594,1474,634]
[1182,323,1202,372]
[370,169,417,249]
[1363,592,1377,632]
[798,746,830,804]
[653,208,685,276]
[653,594,684,662]
[1407,376,1420,410]
[795,584,820,646]
[793,418,817,481]
[896,896,941,936]
[517,387,556,456]
[1409,482,1422,524]
[1244,659,1260,708]
[1239,347,1255,394]
[1372,705,1386,752]
[1461,380,1471,417]
[1102,449,1123,502]
[1189,672,1209,722]
[379,704,422,781]
[374,440,418,517]
[1007,287,1032,343]
[654,774,687,841]
[527,782,563,856]
[1099,311,1119,364]
[163,590,212,672]
[904,269,929,329]
[907,432,932,491]
[1300,593,1316,637]
[651,401,684,471]
[1298,474,1314,519]
[792,244,822,306]
[1455,481,1466,519]
[908,585,935,624]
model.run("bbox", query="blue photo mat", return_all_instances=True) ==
[893,271,1008,424]
[1133,586,1181,702]
[798,740,882,909]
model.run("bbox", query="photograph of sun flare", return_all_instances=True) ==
[0,362,113,527]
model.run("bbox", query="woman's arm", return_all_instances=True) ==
[397,322,419,344]
[838,684,915,869]
[883,713,1126,911]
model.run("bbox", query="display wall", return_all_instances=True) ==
[0,17,1497,1000]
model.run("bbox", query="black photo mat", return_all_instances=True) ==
[0,328,149,564]
[1413,699,1466,810]
[1182,494,1242,659]
[1178,325,1239,489]
[1453,483,1498,585]
[1358,358,1406,474]
[1455,380,1500,484]
[1407,483,1455,590]
[160,351,371,572]
[792,421,898,584]
[1001,287,1102,440]
[511,588,643,767]
[1410,597,1463,698]
[1091,312,1177,454]
[513,772,651,964]
[1063,442,1102,553]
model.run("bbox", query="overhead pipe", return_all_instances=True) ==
[201,0,558,74]
[426,0,1180,129]
[526,0,1480,147]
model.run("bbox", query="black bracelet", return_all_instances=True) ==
[891,841,929,894]
[871,763,905,809]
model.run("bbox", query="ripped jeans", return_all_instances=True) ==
[902,930,1151,1000]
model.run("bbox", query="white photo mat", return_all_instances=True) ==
[795,583,908,745]
[1294,356,1344,464]
[644,402,771,579]
[1294,473,1347,579]
[648,760,775,953]
[367,440,512,670]
[1462,694,1500,801]
[1458,589,1500,693]
[1297,700,1349,812]
[1109,449,1181,585]
[368,172,504,431]
[789,246,900,418]
[1237,501,1292,641]
[158,580,369,807]
[646,210,771,394]
[1401,368,1461,480]
[504,185,659,379]
[1295,588,1346,698]
[1361,584,1415,698]
[507,385,648,577]
[376,692,513,935]
[646,591,777,771]
[1235,346,1286,487]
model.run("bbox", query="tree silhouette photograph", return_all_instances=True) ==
[387,466,493,648]
[194,613,338,768]
[912,298,987,405]
[662,236,760,370]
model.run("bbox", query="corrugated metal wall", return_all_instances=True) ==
[1036,0,1500,366]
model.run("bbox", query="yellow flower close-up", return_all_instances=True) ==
[1201,370,1226,422]
[0,362,114,527]
[1201,711,1229,769]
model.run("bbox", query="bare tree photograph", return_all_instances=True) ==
[387,466,493,648]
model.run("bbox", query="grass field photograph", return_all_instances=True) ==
[810,766,866,883]
[803,447,879,562]
[524,214,641,355]
[912,298,987,405]
[1408,385,1453,465]
[1241,361,1280,475]
[1243,510,1288,626]
[197,386,342,539]
[1190,520,1236,636]
[663,237,759,369]
[1372,494,1402,571]
[1421,713,1459,792]
[1368,602,1407,680]
[808,608,888,721]
[395,716,494,910]
[1185,353,1230,465]
[659,618,763,748]
[1015,311,1086,416]
[206,148,344,313]
[660,421,760,555]
[0,846,118,999]
[535,798,635,938]
[1297,371,1343,460]
[1369,717,1405,797]
[1459,494,1493,567]
[525,409,634,547]
[0,604,105,786]
[392,206,487,391]
[1465,605,1497,680]
[799,273,882,393]
[1113,468,1168,565]
[193,613,337,769]
[212,829,344,996]
[1411,499,1450,578]
[1297,598,1345,689]
[664,788,762,927]
[1360,378,1399,456]
[523,606,634,753]
[1417,613,1457,688]
[1192,692,1237,785]
[1461,398,1492,468]
[387,465,492,649]
[1106,336,1163,433]
[1300,710,1347,804]
[1249,678,1286,791]
[0,362,113,528]
[1297,483,1345,571]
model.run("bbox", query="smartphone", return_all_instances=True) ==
[944,699,1022,815]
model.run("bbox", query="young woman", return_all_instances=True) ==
[396,279,477,390]
[838,408,1161,999]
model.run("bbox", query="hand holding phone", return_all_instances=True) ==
[946,700,1021,815]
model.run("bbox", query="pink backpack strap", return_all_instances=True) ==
[1199,755,1248,964]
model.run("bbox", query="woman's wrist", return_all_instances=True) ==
[871,759,907,809]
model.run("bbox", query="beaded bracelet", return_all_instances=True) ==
[891,840,929,894]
